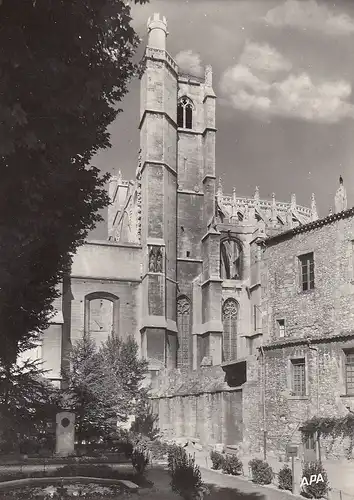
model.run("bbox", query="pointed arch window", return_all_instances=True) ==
[222,298,238,362]
[177,97,193,129]
[220,237,242,280]
[177,295,192,369]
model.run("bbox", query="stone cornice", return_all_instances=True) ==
[262,331,354,351]
[266,207,354,245]
[139,109,177,131]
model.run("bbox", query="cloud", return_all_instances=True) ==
[175,50,203,77]
[219,41,354,123]
[239,41,292,73]
[265,0,354,36]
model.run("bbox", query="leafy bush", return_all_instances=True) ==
[278,464,292,491]
[170,447,203,500]
[221,454,243,476]
[167,444,187,474]
[210,450,225,470]
[249,458,273,485]
[300,461,329,499]
[131,446,150,475]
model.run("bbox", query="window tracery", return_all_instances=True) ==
[177,296,191,368]
[222,298,238,362]
[177,96,193,129]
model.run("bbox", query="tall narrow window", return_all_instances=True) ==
[222,299,238,362]
[345,350,354,395]
[299,252,314,291]
[277,319,285,338]
[177,97,193,129]
[177,296,191,369]
[253,305,257,331]
[291,358,306,396]
[220,237,242,280]
[85,292,119,348]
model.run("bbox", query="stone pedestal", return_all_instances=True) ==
[55,411,75,457]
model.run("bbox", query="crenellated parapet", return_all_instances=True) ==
[216,180,317,232]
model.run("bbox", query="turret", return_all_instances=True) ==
[147,13,168,50]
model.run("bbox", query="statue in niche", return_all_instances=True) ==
[149,247,156,272]
[148,246,163,272]
[220,237,241,280]
[155,247,163,272]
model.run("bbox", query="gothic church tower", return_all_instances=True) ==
[138,13,217,375]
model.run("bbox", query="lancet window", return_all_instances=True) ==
[177,97,193,129]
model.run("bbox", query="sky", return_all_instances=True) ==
[91,0,354,238]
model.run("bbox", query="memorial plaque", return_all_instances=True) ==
[56,411,75,457]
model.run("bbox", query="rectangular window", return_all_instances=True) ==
[253,305,257,331]
[345,351,354,396]
[277,319,285,338]
[299,253,314,291]
[291,358,306,396]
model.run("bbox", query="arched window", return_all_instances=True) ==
[220,237,242,280]
[84,292,119,348]
[177,295,191,369]
[177,97,193,129]
[222,298,238,362]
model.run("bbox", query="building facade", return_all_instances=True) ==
[260,185,354,459]
[28,14,354,458]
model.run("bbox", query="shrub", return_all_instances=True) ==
[300,461,329,499]
[221,454,243,476]
[249,458,273,485]
[170,449,203,500]
[278,464,292,491]
[167,444,187,474]
[131,446,150,475]
[210,450,224,470]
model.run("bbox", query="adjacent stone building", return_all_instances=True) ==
[260,180,354,459]
[26,13,354,459]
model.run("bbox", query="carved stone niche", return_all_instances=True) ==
[148,245,164,273]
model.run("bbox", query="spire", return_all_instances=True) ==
[334,175,347,213]
[290,193,296,210]
[217,177,223,198]
[232,187,237,204]
[271,193,277,224]
[117,170,122,183]
[254,186,260,202]
[311,193,318,221]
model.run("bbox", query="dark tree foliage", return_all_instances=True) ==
[63,333,148,445]
[0,0,147,366]
[0,357,60,454]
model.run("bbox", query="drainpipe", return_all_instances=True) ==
[259,345,267,460]
[306,339,320,461]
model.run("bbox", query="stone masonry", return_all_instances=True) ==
[23,13,354,460]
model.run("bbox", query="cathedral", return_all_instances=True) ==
[33,13,354,459]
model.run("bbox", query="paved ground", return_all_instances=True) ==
[182,443,354,500]
[200,466,302,500]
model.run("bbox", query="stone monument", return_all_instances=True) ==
[55,411,75,456]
